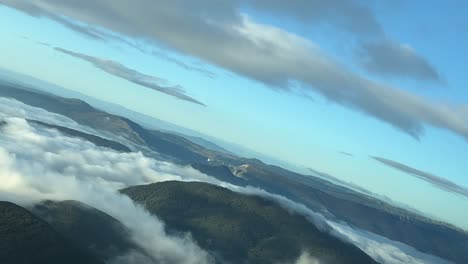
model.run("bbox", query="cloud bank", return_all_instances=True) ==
[372,156,468,198]
[0,97,453,264]
[1,0,462,141]
[0,109,213,263]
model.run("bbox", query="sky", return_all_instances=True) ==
[0,0,467,230]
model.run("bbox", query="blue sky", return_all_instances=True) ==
[0,1,467,229]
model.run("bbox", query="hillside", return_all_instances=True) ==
[0,201,104,264]
[121,181,378,264]
[30,200,144,262]
[28,120,132,152]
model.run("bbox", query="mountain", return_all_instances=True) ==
[30,200,145,262]
[206,160,468,264]
[121,181,378,264]
[174,133,234,155]
[28,120,132,153]
[0,201,104,264]
[2,81,468,263]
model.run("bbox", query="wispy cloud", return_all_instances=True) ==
[151,50,217,79]
[372,156,468,198]
[339,151,354,157]
[54,48,206,106]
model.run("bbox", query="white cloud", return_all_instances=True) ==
[293,252,322,264]
[0,112,212,264]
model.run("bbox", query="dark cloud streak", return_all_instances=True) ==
[372,156,468,198]
[339,151,354,157]
[54,47,206,106]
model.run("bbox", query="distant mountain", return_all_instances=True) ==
[173,133,234,155]
[0,201,104,264]
[28,120,132,153]
[121,181,378,264]
[211,160,468,264]
[0,72,299,170]
[0,68,233,153]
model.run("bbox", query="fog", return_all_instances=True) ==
[0,116,213,263]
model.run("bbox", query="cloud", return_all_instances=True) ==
[2,0,108,40]
[356,40,442,82]
[232,185,452,264]
[53,47,206,106]
[1,0,464,141]
[327,221,453,264]
[339,151,354,157]
[0,97,123,146]
[284,251,321,264]
[247,0,383,36]
[0,97,454,264]
[372,156,468,198]
[0,109,213,263]
[151,50,216,79]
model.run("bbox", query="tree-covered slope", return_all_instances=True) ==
[121,181,378,264]
[30,200,143,262]
[0,201,103,264]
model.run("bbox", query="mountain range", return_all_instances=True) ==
[1,80,467,263]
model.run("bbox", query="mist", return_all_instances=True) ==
[0,116,212,263]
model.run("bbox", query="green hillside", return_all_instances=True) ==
[0,201,103,264]
[121,181,377,264]
[30,200,144,262]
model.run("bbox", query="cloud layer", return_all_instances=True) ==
[372,156,468,198]
[0,119,213,263]
[0,97,453,264]
[1,0,464,141]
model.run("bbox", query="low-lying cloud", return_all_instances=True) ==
[231,185,452,264]
[0,97,453,264]
[283,251,321,264]
[0,113,213,263]
[372,156,468,198]
[54,47,206,106]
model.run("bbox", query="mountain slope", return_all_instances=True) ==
[28,120,132,152]
[30,200,145,262]
[121,181,378,264]
[0,201,104,264]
